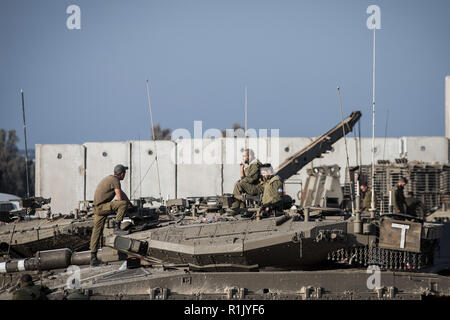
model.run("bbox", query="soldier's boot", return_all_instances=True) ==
[226,201,241,215]
[230,200,241,210]
[113,220,129,236]
[90,252,100,267]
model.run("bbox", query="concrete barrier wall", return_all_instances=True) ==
[35,136,450,213]
[402,137,448,163]
[84,142,131,201]
[35,144,85,214]
[175,139,223,197]
[130,140,176,200]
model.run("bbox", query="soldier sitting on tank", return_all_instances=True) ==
[231,148,262,212]
[392,177,408,214]
[257,164,284,218]
[405,192,425,219]
[360,183,376,214]
[12,274,51,300]
[90,164,134,267]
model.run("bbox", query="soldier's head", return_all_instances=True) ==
[407,191,414,198]
[260,164,274,180]
[243,149,255,164]
[19,274,33,287]
[114,164,128,180]
[360,183,368,193]
[398,177,408,187]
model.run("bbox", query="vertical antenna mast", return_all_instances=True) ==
[21,90,30,198]
[337,86,355,214]
[383,109,389,160]
[138,132,142,200]
[145,79,162,201]
[370,19,376,214]
[244,85,248,149]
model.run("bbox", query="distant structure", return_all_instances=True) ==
[0,193,20,202]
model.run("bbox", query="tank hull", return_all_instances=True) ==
[112,217,357,268]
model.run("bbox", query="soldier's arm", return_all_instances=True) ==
[121,190,131,203]
[241,164,260,184]
[274,180,283,192]
[266,180,283,205]
[41,285,54,295]
[115,188,123,201]
[114,189,131,205]
[392,190,400,213]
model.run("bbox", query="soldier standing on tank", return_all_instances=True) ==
[90,164,134,267]
[360,183,376,213]
[12,274,51,300]
[231,149,262,211]
[258,164,284,217]
[392,177,408,214]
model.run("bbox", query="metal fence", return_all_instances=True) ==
[344,160,450,212]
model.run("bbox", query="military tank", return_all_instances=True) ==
[0,195,164,262]
[1,110,449,300]
[0,197,95,260]
[95,110,449,299]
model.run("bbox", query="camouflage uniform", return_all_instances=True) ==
[232,160,263,209]
[261,175,284,210]
[12,281,50,300]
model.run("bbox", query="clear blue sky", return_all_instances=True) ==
[1,0,449,147]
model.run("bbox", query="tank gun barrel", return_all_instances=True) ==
[275,111,362,180]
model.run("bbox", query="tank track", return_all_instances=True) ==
[327,246,434,271]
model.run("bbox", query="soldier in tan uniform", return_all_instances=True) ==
[231,149,262,211]
[90,164,133,266]
[360,183,376,213]
[392,177,408,214]
[259,164,284,216]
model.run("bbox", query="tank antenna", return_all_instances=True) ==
[138,132,142,200]
[337,86,355,215]
[21,89,30,198]
[370,18,377,216]
[244,85,248,149]
[358,121,362,168]
[383,109,389,160]
[145,79,162,202]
